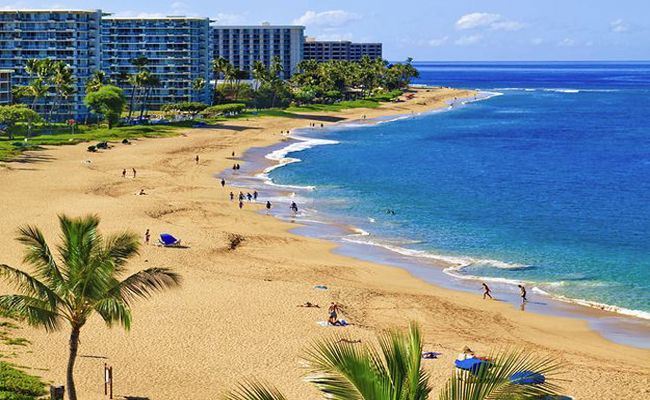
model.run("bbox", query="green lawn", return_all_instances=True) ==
[0,93,403,162]
[0,124,184,161]
[286,99,382,113]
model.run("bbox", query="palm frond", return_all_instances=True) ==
[102,231,141,272]
[0,294,61,331]
[304,335,387,400]
[94,297,132,329]
[377,322,431,400]
[57,214,101,280]
[16,224,66,287]
[225,380,288,400]
[0,263,62,308]
[439,348,565,400]
[109,268,182,305]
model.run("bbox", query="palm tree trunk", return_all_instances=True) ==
[139,87,149,120]
[66,326,81,400]
[127,85,137,120]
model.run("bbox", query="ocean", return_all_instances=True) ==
[257,62,650,337]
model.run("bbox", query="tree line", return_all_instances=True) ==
[1,55,419,133]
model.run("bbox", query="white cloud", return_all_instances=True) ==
[455,35,482,46]
[428,36,449,47]
[610,19,629,33]
[456,12,524,31]
[558,38,576,47]
[293,10,360,27]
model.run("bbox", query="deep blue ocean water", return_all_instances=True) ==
[268,62,650,319]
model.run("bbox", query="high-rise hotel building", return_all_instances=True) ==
[211,25,304,79]
[101,16,211,108]
[0,9,102,117]
[0,70,12,104]
[303,38,382,62]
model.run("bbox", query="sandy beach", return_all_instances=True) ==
[1,87,649,400]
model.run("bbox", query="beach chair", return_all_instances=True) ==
[159,233,182,247]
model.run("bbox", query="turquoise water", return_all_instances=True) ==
[267,62,650,320]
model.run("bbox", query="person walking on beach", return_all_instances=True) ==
[239,200,244,209]
[253,191,258,201]
[221,178,226,188]
[290,201,299,214]
[239,192,244,201]
[132,168,137,178]
[246,192,252,202]
[482,283,493,300]
[266,201,272,214]
[231,151,235,157]
[229,192,234,201]
[195,155,200,165]
[144,229,150,245]
[122,169,126,178]
[518,284,528,302]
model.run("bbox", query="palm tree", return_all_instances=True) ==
[0,214,181,400]
[127,56,150,120]
[48,61,75,121]
[192,77,206,101]
[226,324,565,400]
[85,70,109,94]
[227,323,431,400]
[439,349,563,400]
[138,72,161,120]
[212,57,230,104]
[23,59,54,113]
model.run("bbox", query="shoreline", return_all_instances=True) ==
[1,87,649,399]
[228,94,650,349]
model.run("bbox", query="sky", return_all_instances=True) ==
[2,0,649,61]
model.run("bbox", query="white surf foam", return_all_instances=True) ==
[532,287,650,320]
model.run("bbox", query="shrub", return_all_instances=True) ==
[160,102,208,116]
[0,362,46,400]
[226,233,245,251]
[202,103,246,117]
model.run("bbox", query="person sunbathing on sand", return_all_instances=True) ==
[297,302,320,308]
[458,346,476,361]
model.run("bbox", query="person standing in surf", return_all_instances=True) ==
[482,283,493,300]
[518,284,527,302]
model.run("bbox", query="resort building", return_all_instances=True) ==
[303,38,383,62]
[0,9,102,119]
[211,25,305,79]
[101,16,211,109]
[0,70,12,104]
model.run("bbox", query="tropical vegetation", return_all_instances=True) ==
[0,54,419,160]
[0,214,182,400]
[0,105,42,139]
[0,361,46,400]
[83,85,126,129]
[225,323,564,400]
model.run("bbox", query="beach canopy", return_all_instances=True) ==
[454,358,490,374]
[509,370,546,385]
[159,233,181,247]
